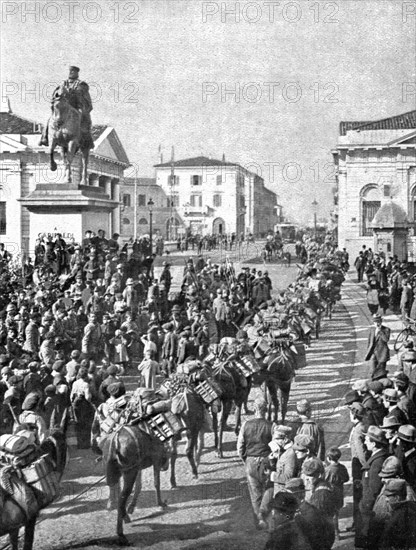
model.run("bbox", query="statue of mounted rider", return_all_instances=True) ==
[39,66,94,185]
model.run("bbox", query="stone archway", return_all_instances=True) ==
[212,217,225,235]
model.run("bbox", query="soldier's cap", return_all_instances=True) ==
[171,305,181,312]
[367,380,384,394]
[293,434,314,451]
[1,366,11,376]
[45,384,56,396]
[365,425,388,446]
[296,398,311,414]
[352,379,368,392]
[381,415,401,430]
[69,65,80,72]
[397,424,416,444]
[344,389,361,405]
[392,371,409,390]
[301,457,325,477]
[273,425,292,439]
[270,492,299,515]
[384,478,407,499]
[71,350,81,359]
[254,397,268,412]
[236,330,248,340]
[383,388,399,403]
[349,401,365,417]
[126,278,134,285]
[52,360,65,372]
[107,381,126,398]
[379,456,403,478]
[285,477,305,493]
[22,392,42,411]
[162,322,173,331]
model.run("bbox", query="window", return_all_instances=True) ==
[138,194,146,206]
[168,175,179,186]
[361,186,381,237]
[167,195,179,207]
[122,217,130,225]
[216,175,222,185]
[190,195,202,207]
[0,202,5,235]
[123,194,131,207]
[138,218,148,225]
[213,194,222,207]
[191,175,202,186]
[362,201,381,236]
[383,185,391,197]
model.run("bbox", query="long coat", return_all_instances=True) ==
[365,326,391,362]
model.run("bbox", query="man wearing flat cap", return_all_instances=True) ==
[355,425,389,549]
[264,492,312,550]
[39,66,93,149]
[397,425,416,491]
[365,314,390,380]
[18,391,48,444]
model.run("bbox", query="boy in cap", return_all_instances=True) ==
[325,446,349,538]
[301,457,335,520]
[237,397,272,529]
[294,399,325,461]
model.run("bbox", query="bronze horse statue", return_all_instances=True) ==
[48,85,90,185]
[0,429,67,550]
[100,425,170,546]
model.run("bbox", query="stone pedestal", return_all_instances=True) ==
[19,184,119,251]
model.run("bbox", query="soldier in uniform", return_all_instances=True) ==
[39,66,94,149]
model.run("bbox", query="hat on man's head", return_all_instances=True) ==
[379,456,403,478]
[69,65,80,72]
[344,390,361,405]
[383,388,399,403]
[302,457,325,477]
[367,380,384,394]
[384,478,407,499]
[270,492,299,515]
[273,425,292,439]
[381,415,401,430]
[349,402,365,418]
[106,365,118,376]
[293,434,314,451]
[71,350,81,359]
[365,425,388,446]
[397,424,416,444]
[107,381,126,398]
[373,313,382,322]
[352,379,368,392]
[296,398,311,414]
[171,305,181,312]
[126,278,134,285]
[22,392,41,411]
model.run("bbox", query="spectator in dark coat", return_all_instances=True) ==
[365,314,390,380]
[264,492,312,550]
[396,425,416,492]
[379,479,416,550]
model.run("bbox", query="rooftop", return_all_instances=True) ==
[154,156,243,168]
[340,110,416,136]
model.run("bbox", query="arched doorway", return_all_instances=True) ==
[166,217,180,240]
[360,185,381,237]
[212,217,225,235]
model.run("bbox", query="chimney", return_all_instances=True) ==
[222,153,225,162]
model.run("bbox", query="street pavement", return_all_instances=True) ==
[1,263,404,550]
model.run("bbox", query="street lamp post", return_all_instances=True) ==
[312,198,318,237]
[148,197,154,255]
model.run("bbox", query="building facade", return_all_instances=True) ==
[154,156,277,237]
[120,177,183,240]
[0,105,130,256]
[333,110,416,259]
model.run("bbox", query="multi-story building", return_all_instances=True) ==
[333,109,416,259]
[154,156,277,237]
[0,102,130,256]
[120,177,183,240]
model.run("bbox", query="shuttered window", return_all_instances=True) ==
[362,201,380,236]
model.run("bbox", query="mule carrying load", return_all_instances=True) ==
[94,387,186,444]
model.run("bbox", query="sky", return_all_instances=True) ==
[1,0,415,224]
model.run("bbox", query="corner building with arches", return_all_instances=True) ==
[333,110,416,260]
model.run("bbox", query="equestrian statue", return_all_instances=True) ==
[39,66,94,185]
